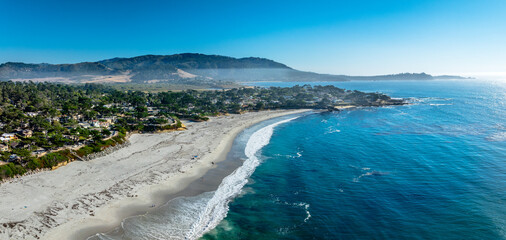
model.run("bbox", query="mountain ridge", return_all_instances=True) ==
[0,53,470,84]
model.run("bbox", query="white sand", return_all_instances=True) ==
[0,110,309,240]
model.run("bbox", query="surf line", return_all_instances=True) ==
[185,116,299,239]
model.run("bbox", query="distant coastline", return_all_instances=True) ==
[0,53,471,89]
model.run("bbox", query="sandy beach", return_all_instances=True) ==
[0,109,310,240]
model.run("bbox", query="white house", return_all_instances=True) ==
[1,133,17,141]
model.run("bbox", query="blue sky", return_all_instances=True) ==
[1,0,505,78]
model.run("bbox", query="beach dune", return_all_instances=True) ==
[0,110,308,240]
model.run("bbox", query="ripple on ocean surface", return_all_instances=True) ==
[90,116,302,240]
[204,80,506,240]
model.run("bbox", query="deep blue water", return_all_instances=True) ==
[203,80,506,239]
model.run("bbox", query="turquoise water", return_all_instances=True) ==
[203,80,506,239]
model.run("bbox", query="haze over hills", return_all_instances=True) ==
[0,53,469,84]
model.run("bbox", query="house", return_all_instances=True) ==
[1,133,17,141]
[71,114,83,120]
[147,107,159,115]
[90,120,100,128]
[0,144,8,151]
[78,122,91,129]
[9,141,19,149]
[98,121,111,128]
[99,117,116,124]
[21,129,33,138]
[45,117,60,123]
[32,148,47,157]
[123,106,135,112]
[25,112,39,117]
[63,135,79,141]
[8,154,21,163]
[165,117,175,125]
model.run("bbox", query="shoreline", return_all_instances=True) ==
[0,109,310,240]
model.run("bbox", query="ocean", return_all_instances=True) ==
[95,80,506,240]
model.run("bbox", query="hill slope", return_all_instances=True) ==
[0,53,469,84]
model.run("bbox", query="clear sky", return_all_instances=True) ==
[1,0,505,78]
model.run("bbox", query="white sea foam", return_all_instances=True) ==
[275,200,312,223]
[429,103,453,106]
[408,97,453,105]
[325,127,341,134]
[300,203,311,223]
[93,117,299,240]
[185,116,299,239]
[353,170,390,182]
[274,151,303,159]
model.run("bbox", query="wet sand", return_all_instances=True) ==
[0,110,310,240]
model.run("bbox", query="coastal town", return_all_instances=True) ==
[0,0,502,239]
[0,82,404,181]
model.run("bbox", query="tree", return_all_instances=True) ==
[255,102,265,110]
[102,129,112,137]
[134,106,148,119]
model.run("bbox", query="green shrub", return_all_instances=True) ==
[0,164,14,179]
[27,159,43,170]
[40,153,67,168]
[76,146,94,157]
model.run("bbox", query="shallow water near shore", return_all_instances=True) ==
[87,113,308,240]
[202,80,505,240]
[92,80,505,240]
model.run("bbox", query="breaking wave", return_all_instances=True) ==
[91,117,298,240]
[184,117,298,239]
